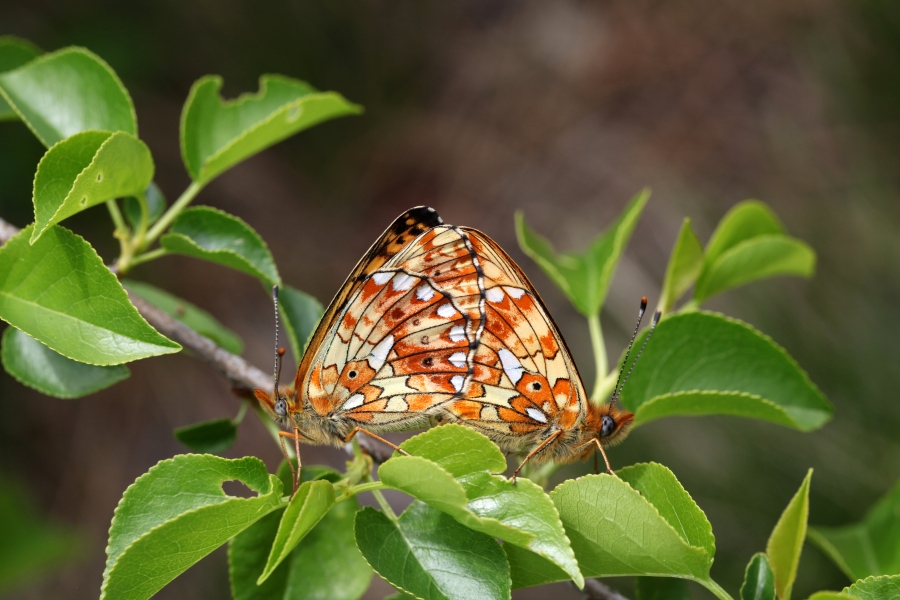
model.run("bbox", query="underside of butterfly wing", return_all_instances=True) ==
[291,214,601,462]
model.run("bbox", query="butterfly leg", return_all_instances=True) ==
[575,438,615,475]
[278,429,303,496]
[343,427,410,458]
[511,430,563,484]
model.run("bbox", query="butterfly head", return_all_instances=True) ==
[254,387,295,428]
[580,402,634,457]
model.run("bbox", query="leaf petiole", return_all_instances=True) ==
[143,180,204,249]
[588,313,609,403]
[696,577,735,600]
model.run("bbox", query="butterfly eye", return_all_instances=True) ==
[600,415,616,437]
[274,398,287,417]
[348,370,358,379]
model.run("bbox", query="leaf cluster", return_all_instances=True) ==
[1,35,895,600]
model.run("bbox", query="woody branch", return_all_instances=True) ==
[0,216,629,600]
[0,216,392,463]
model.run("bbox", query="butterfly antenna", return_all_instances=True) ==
[610,297,647,402]
[614,307,662,401]
[272,286,284,401]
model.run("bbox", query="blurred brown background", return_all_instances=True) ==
[2,1,899,598]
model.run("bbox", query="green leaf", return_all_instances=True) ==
[808,593,852,600]
[0,37,42,121]
[506,465,713,589]
[766,469,812,600]
[0,476,79,591]
[101,455,283,600]
[180,74,362,184]
[808,480,900,580]
[161,206,280,287]
[174,419,237,454]
[694,236,815,304]
[515,189,649,316]
[354,502,511,600]
[740,553,775,600]
[618,463,715,558]
[0,47,136,147]
[659,218,704,313]
[704,201,785,263]
[844,575,900,599]
[123,182,166,231]
[0,226,180,365]
[619,312,832,431]
[229,493,370,600]
[31,130,154,242]
[124,279,243,354]
[694,201,814,303]
[257,480,335,583]
[635,577,693,600]
[279,285,324,360]
[383,425,582,587]
[1,327,129,399]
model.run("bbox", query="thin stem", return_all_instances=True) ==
[232,400,249,425]
[696,578,735,600]
[133,190,151,243]
[143,180,204,248]
[337,480,388,502]
[366,477,398,521]
[107,200,130,263]
[107,199,128,234]
[126,247,169,269]
[588,314,608,402]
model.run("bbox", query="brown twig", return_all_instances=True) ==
[578,579,631,600]
[0,217,396,463]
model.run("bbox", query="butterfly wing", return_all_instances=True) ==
[298,223,482,428]
[292,206,443,392]
[438,229,589,451]
[297,212,589,449]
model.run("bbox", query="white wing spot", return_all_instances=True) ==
[436,303,455,318]
[498,348,524,384]
[486,287,504,303]
[372,272,392,285]
[526,407,548,423]
[451,375,465,392]
[448,352,467,368]
[368,334,394,370]
[343,393,365,410]
[505,286,525,300]
[416,284,434,302]
[449,325,465,342]
[392,272,415,291]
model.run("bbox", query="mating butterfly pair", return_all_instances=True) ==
[254,207,659,491]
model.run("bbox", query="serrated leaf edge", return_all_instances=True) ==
[0,46,137,147]
[32,131,153,243]
[550,471,713,580]
[620,462,716,559]
[633,390,799,428]
[101,454,284,598]
[161,205,281,286]
[0,326,130,398]
[200,91,361,183]
[630,310,831,427]
[180,74,361,182]
[695,234,815,302]
[257,479,335,584]
[0,225,181,364]
[353,504,512,600]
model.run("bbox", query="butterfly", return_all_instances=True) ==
[254,206,659,491]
